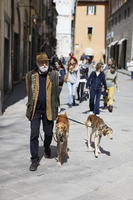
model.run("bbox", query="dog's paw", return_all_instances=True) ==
[57,162,61,167]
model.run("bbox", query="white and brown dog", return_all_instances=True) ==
[85,114,113,158]
[55,112,69,166]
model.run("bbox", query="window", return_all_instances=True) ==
[88,27,93,35]
[87,5,96,15]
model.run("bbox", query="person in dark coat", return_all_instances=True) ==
[55,60,66,112]
[86,62,107,116]
[26,52,59,171]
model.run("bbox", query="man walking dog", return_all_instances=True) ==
[26,52,59,171]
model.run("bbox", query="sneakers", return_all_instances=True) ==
[89,111,93,115]
[29,162,39,171]
[67,103,72,108]
[72,102,79,106]
[96,114,100,117]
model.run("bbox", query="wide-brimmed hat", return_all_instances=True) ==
[36,53,50,63]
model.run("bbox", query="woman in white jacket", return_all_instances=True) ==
[66,57,80,107]
[127,58,133,79]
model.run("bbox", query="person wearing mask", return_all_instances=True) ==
[105,64,118,112]
[26,53,59,171]
[86,63,107,116]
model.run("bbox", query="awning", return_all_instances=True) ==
[108,40,118,47]
[118,38,127,45]
[84,48,94,56]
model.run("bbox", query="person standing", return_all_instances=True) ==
[55,60,66,112]
[105,64,118,112]
[26,52,59,171]
[104,58,114,71]
[127,58,133,79]
[77,56,89,103]
[86,63,107,116]
[66,56,80,107]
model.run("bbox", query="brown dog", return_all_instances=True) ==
[55,112,69,166]
[85,114,113,158]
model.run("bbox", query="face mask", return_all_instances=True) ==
[39,65,48,73]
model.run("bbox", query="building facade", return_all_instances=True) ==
[0,0,57,114]
[74,0,108,61]
[53,0,75,58]
[107,0,133,69]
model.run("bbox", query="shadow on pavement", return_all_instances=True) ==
[3,80,27,112]
[84,140,111,156]
[38,145,57,162]
[99,146,111,156]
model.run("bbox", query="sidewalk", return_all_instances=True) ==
[118,68,131,76]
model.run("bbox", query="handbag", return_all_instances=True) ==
[64,73,68,83]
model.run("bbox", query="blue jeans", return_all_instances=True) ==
[89,88,101,115]
[67,82,77,105]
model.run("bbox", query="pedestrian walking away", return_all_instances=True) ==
[25,52,59,171]
[86,62,107,116]
[105,64,118,112]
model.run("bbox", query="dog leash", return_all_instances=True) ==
[68,117,86,126]
[39,117,86,143]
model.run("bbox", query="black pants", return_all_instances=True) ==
[77,82,85,100]
[30,112,54,163]
[89,89,101,115]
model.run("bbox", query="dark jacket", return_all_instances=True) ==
[86,71,107,90]
[58,68,66,87]
[25,68,59,121]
